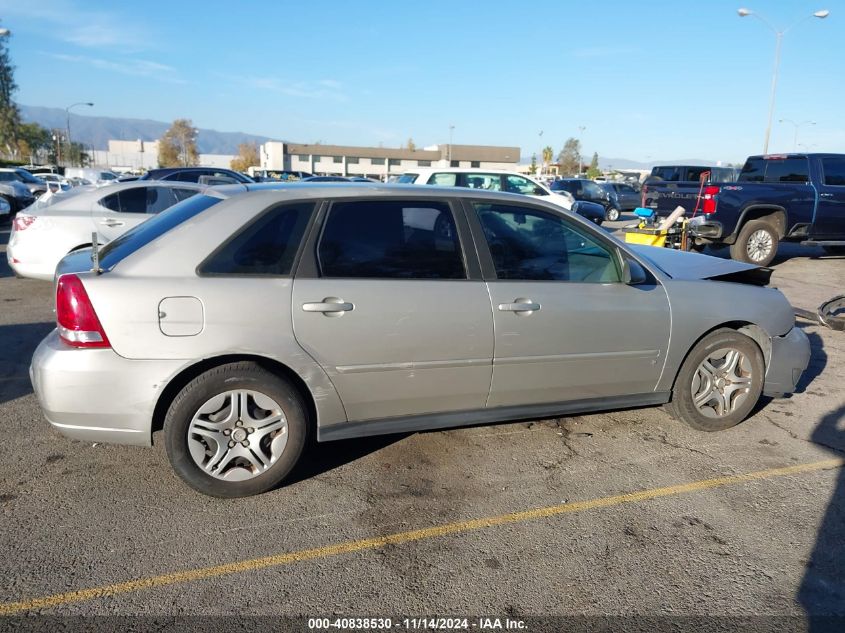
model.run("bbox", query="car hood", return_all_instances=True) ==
[630,245,772,285]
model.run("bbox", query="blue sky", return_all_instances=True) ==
[1,0,842,163]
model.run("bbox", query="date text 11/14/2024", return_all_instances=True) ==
[307,617,527,630]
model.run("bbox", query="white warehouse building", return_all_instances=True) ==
[259,141,521,179]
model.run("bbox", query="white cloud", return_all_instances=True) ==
[242,76,348,102]
[46,53,186,84]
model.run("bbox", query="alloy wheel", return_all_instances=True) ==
[746,229,773,263]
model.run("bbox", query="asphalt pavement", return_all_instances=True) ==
[0,221,843,630]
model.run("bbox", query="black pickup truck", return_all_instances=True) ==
[646,154,845,266]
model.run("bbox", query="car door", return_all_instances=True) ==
[93,186,178,242]
[291,197,494,422]
[813,157,845,238]
[466,200,671,408]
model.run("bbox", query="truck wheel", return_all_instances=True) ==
[665,328,764,432]
[730,220,779,266]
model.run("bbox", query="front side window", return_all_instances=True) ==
[318,200,465,279]
[200,202,313,276]
[581,181,603,197]
[504,175,543,196]
[822,158,845,186]
[474,203,620,283]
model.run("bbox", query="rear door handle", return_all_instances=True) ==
[100,219,124,227]
[302,297,354,314]
[498,299,541,313]
[819,193,834,198]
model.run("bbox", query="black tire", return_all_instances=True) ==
[822,245,845,256]
[164,362,308,497]
[729,219,779,266]
[605,206,621,222]
[665,329,765,432]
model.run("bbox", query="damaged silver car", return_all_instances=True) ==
[31,184,810,497]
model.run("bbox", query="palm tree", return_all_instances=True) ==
[541,146,554,174]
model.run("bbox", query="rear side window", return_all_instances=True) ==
[99,194,224,269]
[317,200,465,279]
[764,158,809,183]
[427,173,457,186]
[822,158,845,186]
[200,202,313,276]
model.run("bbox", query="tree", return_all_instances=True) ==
[541,146,553,172]
[230,142,259,172]
[0,29,21,157]
[406,138,416,151]
[586,152,601,179]
[158,118,198,167]
[16,122,51,163]
[529,153,538,175]
[557,138,581,176]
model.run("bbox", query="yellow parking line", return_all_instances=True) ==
[1,457,841,615]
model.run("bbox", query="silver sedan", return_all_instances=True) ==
[31,184,810,497]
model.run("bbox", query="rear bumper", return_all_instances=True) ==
[30,330,185,446]
[763,326,811,397]
[687,215,725,239]
[6,242,62,281]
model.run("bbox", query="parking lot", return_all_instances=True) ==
[0,220,843,624]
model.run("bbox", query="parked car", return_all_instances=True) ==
[0,170,37,214]
[302,175,356,182]
[682,153,845,265]
[139,167,254,184]
[32,183,809,497]
[599,182,642,216]
[0,195,10,223]
[549,178,618,221]
[397,168,606,225]
[0,167,48,198]
[250,169,313,182]
[64,168,121,186]
[7,181,204,280]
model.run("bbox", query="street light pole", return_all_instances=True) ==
[778,118,816,151]
[738,8,829,154]
[448,124,455,163]
[65,102,94,167]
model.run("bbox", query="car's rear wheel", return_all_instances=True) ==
[605,206,621,222]
[164,362,308,497]
[730,219,779,266]
[665,329,764,432]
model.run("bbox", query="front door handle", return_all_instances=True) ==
[819,193,834,198]
[498,299,541,314]
[100,219,124,227]
[302,297,354,315]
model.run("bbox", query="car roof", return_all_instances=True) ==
[407,167,533,176]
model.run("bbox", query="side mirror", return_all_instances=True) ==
[622,256,648,285]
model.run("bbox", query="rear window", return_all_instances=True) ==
[99,194,223,269]
[739,157,809,183]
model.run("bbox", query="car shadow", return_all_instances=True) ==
[0,322,54,405]
[282,432,409,487]
[796,326,828,394]
[797,402,845,628]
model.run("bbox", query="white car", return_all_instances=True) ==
[7,181,203,280]
[394,168,606,224]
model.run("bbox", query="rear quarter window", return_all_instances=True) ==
[199,202,313,276]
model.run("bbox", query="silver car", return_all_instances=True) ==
[31,184,810,497]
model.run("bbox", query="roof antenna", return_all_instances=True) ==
[91,232,102,274]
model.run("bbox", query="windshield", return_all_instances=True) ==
[99,194,224,269]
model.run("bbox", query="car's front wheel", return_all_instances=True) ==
[164,362,308,497]
[665,329,764,432]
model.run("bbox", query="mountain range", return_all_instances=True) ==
[22,104,721,167]
[20,105,273,155]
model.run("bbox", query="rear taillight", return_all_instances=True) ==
[702,185,720,214]
[13,215,36,231]
[56,274,111,348]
